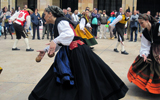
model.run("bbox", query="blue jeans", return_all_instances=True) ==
[0,23,2,36]
[130,27,138,41]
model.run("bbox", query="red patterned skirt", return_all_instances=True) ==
[128,54,160,94]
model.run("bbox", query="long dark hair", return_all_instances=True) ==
[2,7,7,13]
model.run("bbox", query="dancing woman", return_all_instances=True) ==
[74,9,97,47]
[29,6,128,100]
[128,13,160,94]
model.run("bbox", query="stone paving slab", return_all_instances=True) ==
[0,32,160,100]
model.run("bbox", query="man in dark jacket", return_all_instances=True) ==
[42,10,49,39]
[130,10,139,42]
[63,9,72,20]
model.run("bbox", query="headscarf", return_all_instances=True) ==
[45,5,64,17]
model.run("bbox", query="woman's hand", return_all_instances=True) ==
[38,17,40,19]
[82,29,86,34]
[46,41,56,55]
[142,54,147,62]
[89,27,92,31]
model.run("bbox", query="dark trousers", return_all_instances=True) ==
[33,24,40,39]
[4,25,12,38]
[113,28,116,37]
[130,27,138,41]
[49,24,54,40]
[92,25,98,37]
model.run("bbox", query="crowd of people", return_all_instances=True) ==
[1,4,160,100]
[0,5,157,42]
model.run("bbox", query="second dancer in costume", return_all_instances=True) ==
[110,7,131,55]
[29,6,128,100]
[74,9,97,47]
[128,13,160,94]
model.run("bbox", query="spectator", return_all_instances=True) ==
[0,6,13,39]
[107,11,116,39]
[49,24,54,41]
[64,9,72,20]
[158,12,160,21]
[99,10,108,39]
[67,7,71,13]
[0,9,2,36]
[24,5,28,10]
[91,8,100,38]
[42,10,49,39]
[68,12,73,20]
[116,7,123,17]
[147,11,151,16]
[155,12,159,20]
[31,8,41,40]
[72,10,79,22]
[130,10,139,42]
[98,10,102,14]
[15,6,21,13]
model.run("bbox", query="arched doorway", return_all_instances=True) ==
[60,0,78,12]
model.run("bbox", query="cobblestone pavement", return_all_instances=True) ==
[0,31,160,100]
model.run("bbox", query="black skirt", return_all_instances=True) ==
[29,38,128,100]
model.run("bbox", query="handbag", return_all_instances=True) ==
[38,20,42,26]
[92,17,98,25]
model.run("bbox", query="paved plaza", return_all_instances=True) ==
[0,31,160,100]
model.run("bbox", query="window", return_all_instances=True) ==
[98,0,122,15]
[137,0,160,16]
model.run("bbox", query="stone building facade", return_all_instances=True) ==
[0,0,138,15]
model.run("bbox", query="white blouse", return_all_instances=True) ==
[140,34,151,57]
[79,18,91,30]
[44,20,74,52]
[109,15,129,28]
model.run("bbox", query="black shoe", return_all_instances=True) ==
[115,36,117,38]
[42,37,44,39]
[129,40,133,42]
[126,38,129,40]
[121,50,129,55]
[90,47,94,49]
[11,36,13,39]
[4,37,6,39]
[26,48,34,51]
[134,40,137,42]
[114,48,119,53]
[12,48,20,51]
[32,38,35,40]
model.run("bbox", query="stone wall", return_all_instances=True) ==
[78,0,93,13]
[17,0,27,10]
[122,0,137,13]
[52,0,60,7]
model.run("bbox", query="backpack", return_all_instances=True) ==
[92,17,98,25]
